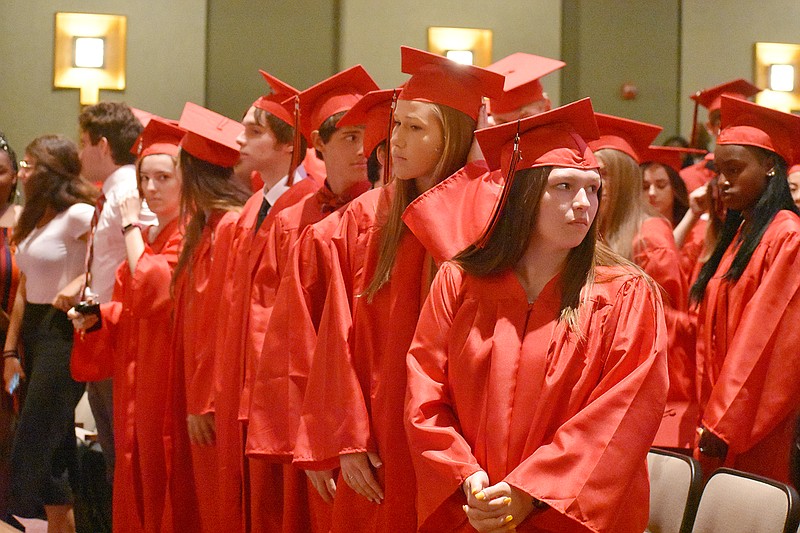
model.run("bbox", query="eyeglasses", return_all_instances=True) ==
[18,160,32,169]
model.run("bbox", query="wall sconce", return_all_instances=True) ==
[754,42,800,113]
[428,27,492,67]
[54,13,127,106]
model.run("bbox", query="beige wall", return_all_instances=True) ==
[562,0,681,143]
[681,0,800,138]
[0,1,206,152]
[206,0,338,120]
[339,0,562,103]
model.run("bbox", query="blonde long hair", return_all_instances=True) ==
[362,103,475,300]
[596,148,660,260]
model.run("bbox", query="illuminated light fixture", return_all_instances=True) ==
[74,37,105,68]
[769,64,795,92]
[54,13,127,106]
[428,27,492,67]
[445,50,474,65]
[754,42,800,113]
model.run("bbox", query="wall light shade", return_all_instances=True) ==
[769,64,794,92]
[54,13,127,105]
[754,42,800,113]
[428,27,492,67]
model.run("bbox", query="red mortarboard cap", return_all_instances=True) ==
[717,95,800,166]
[790,164,800,175]
[336,88,396,157]
[130,107,155,128]
[477,97,600,178]
[588,114,662,164]
[298,65,379,141]
[486,53,565,115]
[178,102,243,168]
[130,117,185,159]
[399,46,505,120]
[640,145,706,173]
[252,70,299,127]
[691,78,761,113]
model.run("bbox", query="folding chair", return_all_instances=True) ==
[647,448,702,533]
[691,467,800,533]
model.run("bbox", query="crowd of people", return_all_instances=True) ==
[0,44,799,533]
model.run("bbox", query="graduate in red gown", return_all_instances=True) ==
[70,118,185,533]
[293,47,504,532]
[589,116,692,447]
[405,98,668,533]
[246,86,391,533]
[212,70,321,533]
[680,79,762,192]
[691,96,800,483]
[166,103,250,533]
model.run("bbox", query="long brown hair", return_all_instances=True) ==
[597,148,660,260]
[173,149,249,281]
[13,135,98,244]
[454,165,642,330]
[362,103,475,300]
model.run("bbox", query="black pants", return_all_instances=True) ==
[7,303,85,518]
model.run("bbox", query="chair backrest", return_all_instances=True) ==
[692,468,800,533]
[647,448,703,533]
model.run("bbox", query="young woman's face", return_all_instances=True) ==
[714,143,772,213]
[533,167,601,252]
[0,151,16,196]
[642,164,675,220]
[139,153,181,221]
[788,171,800,209]
[391,100,444,190]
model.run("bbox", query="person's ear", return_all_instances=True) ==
[311,131,325,154]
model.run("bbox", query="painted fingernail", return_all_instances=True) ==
[475,491,486,501]
[503,497,512,505]
[504,515,514,523]
[462,504,469,513]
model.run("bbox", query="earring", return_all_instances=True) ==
[767,168,776,177]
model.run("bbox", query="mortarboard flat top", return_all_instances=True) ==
[178,102,243,168]
[588,113,663,164]
[486,52,565,115]
[640,145,706,173]
[131,116,185,159]
[398,46,505,121]
[130,107,155,128]
[691,78,761,113]
[297,65,379,141]
[336,88,397,157]
[476,97,600,178]
[717,95,800,166]
[252,70,299,127]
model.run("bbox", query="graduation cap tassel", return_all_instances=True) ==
[476,121,522,249]
[689,95,700,149]
[286,96,302,187]
[383,89,399,186]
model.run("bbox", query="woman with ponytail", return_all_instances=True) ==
[691,96,800,483]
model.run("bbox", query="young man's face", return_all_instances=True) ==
[79,130,110,183]
[234,106,290,185]
[315,126,366,191]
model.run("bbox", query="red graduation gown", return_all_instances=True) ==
[71,219,182,533]
[696,210,800,482]
[168,209,240,533]
[213,177,321,533]
[405,263,668,532]
[679,155,716,193]
[295,183,424,532]
[635,216,697,447]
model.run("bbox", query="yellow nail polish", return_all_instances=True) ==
[503,497,512,505]
[504,515,514,523]
[475,491,486,501]
[462,504,469,513]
